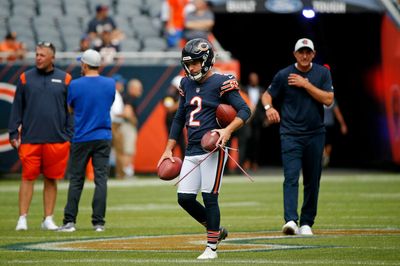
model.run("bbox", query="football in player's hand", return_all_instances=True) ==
[201,131,220,152]
[216,104,237,128]
[157,157,182,181]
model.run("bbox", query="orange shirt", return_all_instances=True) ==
[167,0,189,30]
[0,40,25,61]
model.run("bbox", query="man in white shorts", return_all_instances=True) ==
[158,38,251,259]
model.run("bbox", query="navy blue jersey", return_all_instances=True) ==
[268,63,333,135]
[170,73,251,156]
[8,67,73,144]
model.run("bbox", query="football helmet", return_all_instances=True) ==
[181,38,215,81]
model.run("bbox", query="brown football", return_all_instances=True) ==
[216,104,237,128]
[201,131,220,152]
[157,157,182,181]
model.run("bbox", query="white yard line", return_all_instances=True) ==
[2,258,397,265]
[0,174,399,193]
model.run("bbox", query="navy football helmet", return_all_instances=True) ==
[181,38,215,81]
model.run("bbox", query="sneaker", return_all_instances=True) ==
[41,216,58,230]
[197,247,218,260]
[217,227,228,245]
[299,225,313,235]
[93,224,105,232]
[16,215,27,231]
[57,222,76,232]
[282,221,299,235]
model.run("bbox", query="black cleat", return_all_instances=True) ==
[217,227,228,245]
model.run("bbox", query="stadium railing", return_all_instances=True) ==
[0,50,233,65]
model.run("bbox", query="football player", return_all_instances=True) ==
[158,38,251,259]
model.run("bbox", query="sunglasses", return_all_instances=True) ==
[37,41,56,53]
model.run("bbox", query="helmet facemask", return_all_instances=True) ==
[181,38,215,82]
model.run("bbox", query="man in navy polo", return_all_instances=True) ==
[262,38,334,235]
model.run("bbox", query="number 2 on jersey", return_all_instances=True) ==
[189,96,202,126]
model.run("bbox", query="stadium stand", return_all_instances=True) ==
[2,0,166,52]
[0,0,231,63]
[141,36,167,51]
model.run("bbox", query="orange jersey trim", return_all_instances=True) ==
[212,149,225,194]
[20,72,26,85]
[65,73,72,85]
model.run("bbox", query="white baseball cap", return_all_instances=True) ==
[171,75,183,88]
[294,38,314,52]
[77,49,101,67]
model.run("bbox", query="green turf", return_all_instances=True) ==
[0,171,399,265]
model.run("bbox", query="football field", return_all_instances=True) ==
[0,169,399,265]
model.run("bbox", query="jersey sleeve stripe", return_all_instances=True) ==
[220,79,239,95]
[20,72,26,85]
[65,73,72,85]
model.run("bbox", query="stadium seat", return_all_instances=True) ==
[114,16,135,38]
[60,26,82,47]
[2,0,170,52]
[16,31,35,40]
[12,5,38,17]
[64,5,91,18]
[0,27,8,40]
[115,7,142,17]
[131,15,152,26]
[57,16,82,30]
[134,24,160,39]
[0,5,11,18]
[131,15,161,40]
[81,16,91,32]
[120,38,141,51]
[11,0,37,8]
[37,0,63,6]
[18,35,37,52]
[36,0,64,14]
[7,17,32,34]
[141,36,167,51]
[117,0,144,9]
[39,5,64,17]
[32,17,57,29]
[63,39,80,52]
[143,0,162,17]
[0,21,6,32]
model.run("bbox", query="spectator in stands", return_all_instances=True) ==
[233,85,253,172]
[162,0,190,48]
[183,0,214,43]
[323,98,348,167]
[322,64,348,168]
[87,4,124,44]
[163,75,186,156]
[242,72,265,171]
[110,75,125,179]
[93,30,120,64]
[76,34,91,52]
[0,32,27,62]
[121,79,143,178]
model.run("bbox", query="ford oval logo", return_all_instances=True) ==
[265,0,303,13]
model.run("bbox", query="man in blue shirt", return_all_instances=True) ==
[262,38,334,236]
[58,49,115,232]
